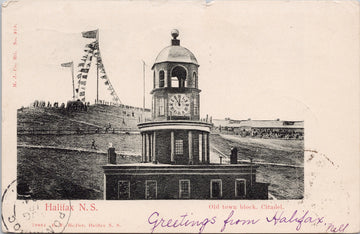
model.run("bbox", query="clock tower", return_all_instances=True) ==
[138,29,212,165]
[103,29,269,200]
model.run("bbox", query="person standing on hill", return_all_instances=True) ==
[91,139,97,150]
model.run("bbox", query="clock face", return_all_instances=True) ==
[169,94,190,116]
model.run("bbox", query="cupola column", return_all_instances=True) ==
[188,131,193,164]
[204,133,208,163]
[146,133,151,162]
[171,131,175,163]
[152,132,157,163]
[199,133,203,163]
[206,133,210,163]
[141,133,145,162]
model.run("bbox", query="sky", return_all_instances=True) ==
[2,0,359,121]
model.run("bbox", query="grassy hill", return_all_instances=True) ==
[17,104,146,199]
[17,104,151,134]
[210,134,304,199]
[17,107,303,200]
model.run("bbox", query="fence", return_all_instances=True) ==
[17,127,139,135]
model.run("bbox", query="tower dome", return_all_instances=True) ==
[152,30,199,68]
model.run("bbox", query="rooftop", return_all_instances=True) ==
[152,29,198,68]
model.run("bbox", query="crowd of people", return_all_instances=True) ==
[215,127,304,140]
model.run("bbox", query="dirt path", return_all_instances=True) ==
[43,111,103,128]
[17,144,140,157]
[211,145,303,168]
[220,134,303,152]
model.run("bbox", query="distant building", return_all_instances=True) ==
[213,119,304,139]
[103,30,269,200]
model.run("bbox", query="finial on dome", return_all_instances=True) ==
[171,29,179,39]
[171,29,180,46]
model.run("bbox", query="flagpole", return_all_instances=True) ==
[71,61,75,100]
[96,29,99,104]
[142,60,145,122]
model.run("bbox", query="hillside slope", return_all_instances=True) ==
[210,134,304,199]
[18,104,151,133]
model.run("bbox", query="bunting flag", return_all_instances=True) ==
[75,88,79,93]
[82,29,98,39]
[94,42,99,50]
[73,30,121,104]
[61,62,73,67]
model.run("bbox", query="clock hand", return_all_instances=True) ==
[175,96,180,105]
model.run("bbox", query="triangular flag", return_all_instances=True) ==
[61,62,73,67]
[82,29,98,39]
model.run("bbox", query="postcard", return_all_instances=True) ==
[1,0,359,233]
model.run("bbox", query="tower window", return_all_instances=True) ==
[179,180,190,198]
[118,180,130,199]
[194,96,199,115]
[210,179,222,198]
[153,71,156,89]
[171,77,179,88]
[145,180,157,199]
[193,72,198,88]
[171,66,187,88]
[158,97,165,116]
[159,71,165,87]
[235,179,246,198]
[193,136,199,159]
[175,139,183,155]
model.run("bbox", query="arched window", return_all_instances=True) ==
[193,72,198,88]
[159,71,165,87]
[171,66,187,88]
[153,71,156,89]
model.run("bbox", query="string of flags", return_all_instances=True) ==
[73,29,121,104]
